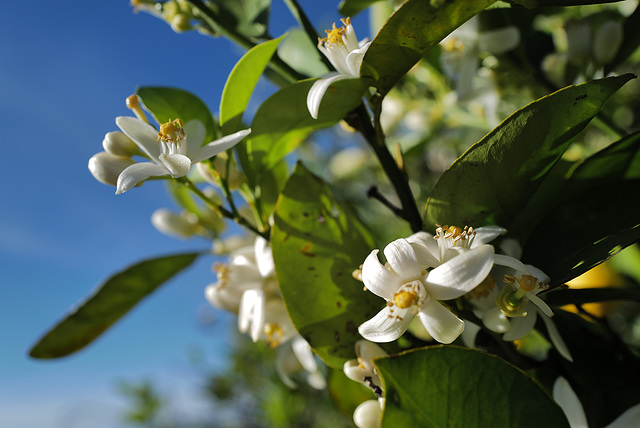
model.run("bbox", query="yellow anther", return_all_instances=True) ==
[519,275,537,292]
[447,225,464,238]
[503,274,517,285]
[393,290,418,309]
[126,94,149,123]
[441,37,465,53]
[213,263,230,283]
[264,323,284,348]
[157,118,185,143]
[320,17,351,46]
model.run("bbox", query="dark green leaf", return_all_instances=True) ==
[220,35,287,135]
[360,0,496,96]
[339,0,385,17]
[522,179,640,286]
[137,87,218,143]
[512,0,626,7]
[271,162,380,368]
[424,74,635,236]
[29,253,200,358]
[214,0,271,39]
[376,346,569,428]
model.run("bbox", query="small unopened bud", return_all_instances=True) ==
[170,14,191,33]
[88,152,135,186]
[151,208,198,239]
[102,131,139,157]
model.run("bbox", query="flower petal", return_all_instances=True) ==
[358,306,413,343]
[184,119,206,156]
[406,232,440,267]
[502,310,537,341]
[254,236,275,278]
[383,239,421,281]
[493,254,528,272]
[115,162,168,194]
[345,41,370,76]
[540,312,573,362]
[607,402,640,428]
[425,244,494,300]
[417,297,464,344]
[362,250,401,301]
[353,400,382,428]
[190,129,251,164]
[291,336,318,374]
[159,153,192,177]
[472,226,507,247]
[483,306,512,334]
[116,116,161,161]
[306,73,348,120]
[553,377,588,428]
[238,288,265,342]
[526,291,554,317]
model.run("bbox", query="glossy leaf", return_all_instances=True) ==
[424,74,635,236]
[376,346,569,428]
[220,34,287,135]
[512,0,624,7]
[29,253,200,358]
[137,86,218,143]
[360,0,496,96]
[215,0,270,39]
[522,179,640,286]
[271,163,380,368]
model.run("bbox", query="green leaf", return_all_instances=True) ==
[522,179,640,285]
[512,0,625,7]
[376,346,569,428]
[276,29,329,78]
[242,77,366,187]
[214,0,271,39]
[544,288,640,307]
[271,162,380,368]
[606,5,640,74]
[338,0,386,17]
[29,253,200,359]
[424,74,635,236]
[220,34,287,135]
[360,0,496,96]
[137,87,218,143]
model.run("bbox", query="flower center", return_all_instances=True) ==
[320,18,350,45]
[264,323,284,348]
[391,280,426,309]
[466,274,496,300]
[157,118,185,144]
[435,224,477,252]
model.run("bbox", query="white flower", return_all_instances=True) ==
[205,237,276,318]
[88,151,135,186]
[276,335,326,390]
[114,116,250,194]
[344,340,388,397]
[553,377,640,428]
[150,208,198,239]
[307,17,371,119]
[358,231,495,344]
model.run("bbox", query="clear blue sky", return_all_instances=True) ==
[0,2,370,427]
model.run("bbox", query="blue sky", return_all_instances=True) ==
[0,2,370,427]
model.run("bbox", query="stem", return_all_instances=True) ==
[347,103,423,233]
[179,177,269,239]
[367,186,403,217]
[187,0,306,85]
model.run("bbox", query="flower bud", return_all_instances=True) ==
[102,131,138,157]
[88,151,135,186]
[151,208,198,239]
[170,14,191,33]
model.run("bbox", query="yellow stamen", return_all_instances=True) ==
[264,323,284,348]
[319,17,351,46]
[466,275,496,300]
[393,290,418,309]
[157,118,185,143]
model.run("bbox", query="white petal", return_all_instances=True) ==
[238,289,265,342]
[478,26,520,55]
[116,116,161,161]
[553,377,588,428]
[362,250,401,301]
[115,162,168,194]
[356,339,388,362]
[607,402,640,428]
[417,297,464,344]
[483,306,512,334]
[425,244,494,300]
[540,312,573,362]
[526,291,554,317]
[306,73,348,119]
[184,119,206,156]
[306,371,327,390]
[291,336,318,373]
[358,306,414,343]
[353,400,382,428]
[254,236,275,278]
[383,239,421,281]
[525,264,550,284]
[472,226,507,247]
[345,41,370,76]
[406,232,440,267]
[159,153,192,177]
[503,310,537,341]
[493,254,529,272]
[190,129,251,164]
